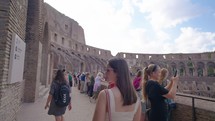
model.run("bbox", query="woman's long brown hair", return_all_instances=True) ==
[108,58,137,106]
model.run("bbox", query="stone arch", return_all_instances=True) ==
[57,52,66,69]
[64,56,74,71]
[187,61,194,76]
[51,51,61,70]
[179,62,185,76]
[207,62,215,77]
[83,55,92,72]
[197,62,205,77]
[80,62,84,72]
[170,62,177,76]
[48,52,56,84]
[49,51,61,83]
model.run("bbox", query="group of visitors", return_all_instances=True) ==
[76,71,105,100]
[44,57,179,121]
[92,58,179,121]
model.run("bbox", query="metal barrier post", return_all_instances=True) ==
[192,97,196,121]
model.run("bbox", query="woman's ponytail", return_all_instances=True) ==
[142,67,148,100]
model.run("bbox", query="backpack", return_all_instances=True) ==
[54,83,71,107]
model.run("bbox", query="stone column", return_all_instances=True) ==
[23,0,43,102]
[193,61,198,77]
[40,23,50,86]
[204,62,208,76]
[48,53,54,85]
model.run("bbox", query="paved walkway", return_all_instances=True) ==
[17,87,96,121]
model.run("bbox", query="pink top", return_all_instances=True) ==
[133,77,141,90]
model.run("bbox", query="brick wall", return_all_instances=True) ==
[0,0,28,121]
[23,0,44,102]
[0,81,25,121]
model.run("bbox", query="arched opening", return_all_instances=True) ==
[187,61,194,76]
[207,62,215,77]
[171,62,177,76]
[80,62,84,72]
[197,62,204,77]
[179,62,185,76]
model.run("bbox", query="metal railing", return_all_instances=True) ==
[176,93,215,121]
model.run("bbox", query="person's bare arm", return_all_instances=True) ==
[68,92,72,111]
[92,90,107,121]
[163,77,179,99]
[133,101,141,121]
[45,94,52,109]
[165,80,173,91]
[68,102,72,111]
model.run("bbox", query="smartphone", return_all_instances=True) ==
[174,70,178,77]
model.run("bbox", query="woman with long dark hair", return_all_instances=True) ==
[142,64,179,121]
[92,58,141,121]
[45,69,72,121]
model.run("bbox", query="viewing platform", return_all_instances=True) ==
[16,83,215,121]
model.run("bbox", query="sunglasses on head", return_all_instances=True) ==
[152,65,157,72]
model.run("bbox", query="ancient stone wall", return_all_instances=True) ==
[42,3,112,76]
[116,52,215,61]
[0,1,214,121]
[23,0,44,102]
[116,52,215,98]
[116,52,215,76]
[43,3,112,60]
[0,0,28,121]
[43,3,86,45]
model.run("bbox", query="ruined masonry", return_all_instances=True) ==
[0,0,214,121]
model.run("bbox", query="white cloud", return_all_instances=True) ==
[135,0,204,30]
[174,27,215,53]
[44,0,215,55]
[120,27,215,54]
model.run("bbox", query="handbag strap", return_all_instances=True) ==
[104,89,112,121]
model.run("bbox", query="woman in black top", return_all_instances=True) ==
[142,64,179,121]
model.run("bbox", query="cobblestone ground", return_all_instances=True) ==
[17,87,96,121]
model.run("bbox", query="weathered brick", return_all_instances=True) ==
[0,1,215,121]
[0,0,28,121]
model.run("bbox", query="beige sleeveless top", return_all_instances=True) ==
[106,89,140,121]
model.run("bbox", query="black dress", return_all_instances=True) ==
[146,80,169,121]
[48,81,71,116]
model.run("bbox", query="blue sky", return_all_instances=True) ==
[44,0,215,55]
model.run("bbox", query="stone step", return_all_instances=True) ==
[39,85,49,98]
[39,85,45,92]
